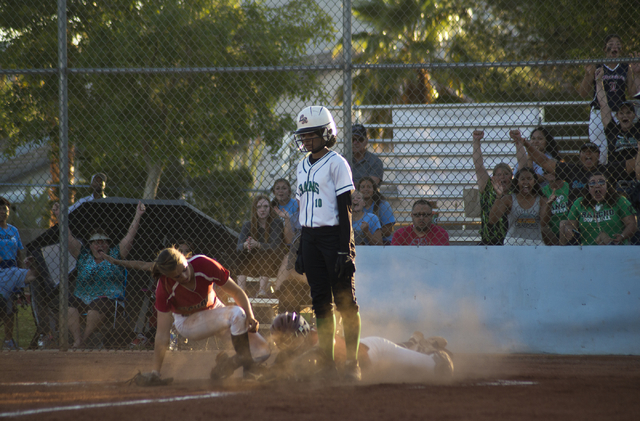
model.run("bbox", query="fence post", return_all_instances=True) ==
[57,0,69,352]
[343,0,353,163]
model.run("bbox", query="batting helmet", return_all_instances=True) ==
[293,106,337,151]
[270,312,311,351]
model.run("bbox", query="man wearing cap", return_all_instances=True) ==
[511,132,637,206]
[69,173,107,212]
[595,67,640,165]
[350,124,384,186]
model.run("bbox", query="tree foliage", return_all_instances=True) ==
[0,0,334,202]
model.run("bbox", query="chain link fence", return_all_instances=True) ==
[1,0,639,350]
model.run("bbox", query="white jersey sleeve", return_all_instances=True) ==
[296,151,355,228]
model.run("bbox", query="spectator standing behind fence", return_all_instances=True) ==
[356,176,396,245]
[351,191,382,246]
[472,130,512,245]
[69,173,107,212]
[350,124,384,186]
[60,201,145,349]
[392,199,449,246]
[513,127,560,186]
[511,130,637,206]
[595,68,640,167]
[561,172,637,245]
[578,34,636,164]
[489,167,550,246]
[1,197,38,350]
[236,195,287,298]
[541,170,570,245]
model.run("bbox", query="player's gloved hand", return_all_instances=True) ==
[294,245,304,274]
[334,252,355,279]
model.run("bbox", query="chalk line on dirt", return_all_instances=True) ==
[0,391,233,418]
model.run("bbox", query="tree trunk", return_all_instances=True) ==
[49,142,75,226]
[143,161,164,200]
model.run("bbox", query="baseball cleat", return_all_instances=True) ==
[343,359,361,382]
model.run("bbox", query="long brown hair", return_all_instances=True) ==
[356,176,386,214]
[250,194,273,242]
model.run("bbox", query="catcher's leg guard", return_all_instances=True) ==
[210,352,240,380]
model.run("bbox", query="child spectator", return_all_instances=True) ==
[356,177,395,245]
[351,191,382,245]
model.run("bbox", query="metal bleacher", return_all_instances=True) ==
[356,102,590,244]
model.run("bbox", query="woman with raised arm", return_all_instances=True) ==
[489,167,551,246]
[513,127,560,187]
[100,247,270,381]
[59,201,145,349]
[472,130,513,245]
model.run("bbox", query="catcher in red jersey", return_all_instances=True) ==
[101,247,270,384]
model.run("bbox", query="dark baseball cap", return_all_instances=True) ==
[617,101,637,112]
[580,142,600,152]
[91,173,107,183]
[352,124,368,139]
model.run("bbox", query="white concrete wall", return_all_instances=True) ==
[355,246,640,355]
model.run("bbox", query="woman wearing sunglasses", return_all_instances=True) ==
[562,172,637,245]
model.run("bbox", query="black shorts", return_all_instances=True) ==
[68,295,116,319]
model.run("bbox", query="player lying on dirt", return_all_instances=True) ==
[100,247,271,384]
[263,312,454,383]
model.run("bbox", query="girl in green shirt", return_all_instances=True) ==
[563,172,637,245]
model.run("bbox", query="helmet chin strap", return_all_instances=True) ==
[311,140,327,154]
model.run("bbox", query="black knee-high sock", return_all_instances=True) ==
[316,315,336,361]
[231,331,253,369]
[342,311,361,361]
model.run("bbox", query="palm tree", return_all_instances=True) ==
[338,0,470,137]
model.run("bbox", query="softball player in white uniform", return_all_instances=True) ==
[293,106,362,382]
[269,312,454,383]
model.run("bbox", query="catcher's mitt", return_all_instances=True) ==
[127,371,173,387]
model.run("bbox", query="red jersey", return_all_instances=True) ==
[391,224,450,246]
[154,255,229,315]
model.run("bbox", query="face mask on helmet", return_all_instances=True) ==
[293,106,337,152]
